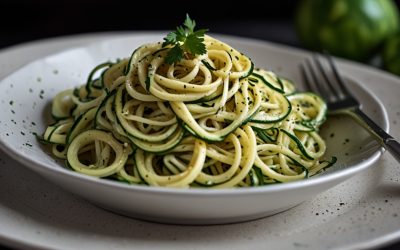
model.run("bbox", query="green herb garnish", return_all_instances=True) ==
[162,14,208,64]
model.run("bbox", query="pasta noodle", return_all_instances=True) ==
[40,35,335,188]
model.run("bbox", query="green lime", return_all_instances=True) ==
[383,33,400,75]
[296,0,399,61]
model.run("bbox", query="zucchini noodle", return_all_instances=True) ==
[40,35,335,188]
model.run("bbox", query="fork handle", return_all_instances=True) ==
[386,138,400,163]
[351,108,400,163]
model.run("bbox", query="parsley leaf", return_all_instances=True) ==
[162,14,208,64]
[183,29,208,55]
[163,32,177,47]
[165,45,184,65]
[183,15,196,33]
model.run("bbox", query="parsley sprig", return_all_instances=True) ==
[162,14,208,64]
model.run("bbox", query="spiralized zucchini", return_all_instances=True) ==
[40,35,335,188]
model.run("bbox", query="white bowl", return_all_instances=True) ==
[0,34,388,224]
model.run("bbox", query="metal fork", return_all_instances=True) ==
[300,53,400,163]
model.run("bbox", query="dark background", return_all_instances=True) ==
[0,1,400,249]
[1,0,399,49]
[0,0,300,49]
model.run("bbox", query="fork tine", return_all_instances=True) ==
[299,63,313,92]
[312,54,338,97]
[304,58,330,100]
[324,52,351,97]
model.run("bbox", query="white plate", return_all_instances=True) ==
[0,32,399,249]
[0,33,389,225]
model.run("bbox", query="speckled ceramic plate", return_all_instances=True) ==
[1,32,400,250]
[0,33,389,226]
